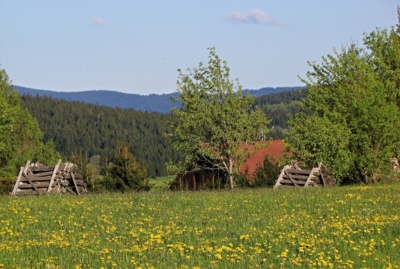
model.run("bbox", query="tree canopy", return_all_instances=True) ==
[169,48,269,189]
[289,26,400,184]
[0,69,60,178]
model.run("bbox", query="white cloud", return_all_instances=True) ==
[91,16,109,26]
[225,9,282,26]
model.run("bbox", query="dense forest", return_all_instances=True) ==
[20,89,303,177]
[16,85,302,113]
[20,96,179,177]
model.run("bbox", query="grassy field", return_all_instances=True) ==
[0,184,399,269]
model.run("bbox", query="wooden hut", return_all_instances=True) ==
[170,140,285,190]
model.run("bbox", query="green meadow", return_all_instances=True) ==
[0,184,399,269]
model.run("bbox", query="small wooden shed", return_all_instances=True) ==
[11,160,87,195]
[273,162,335,189]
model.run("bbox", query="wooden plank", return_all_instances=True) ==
[285,170,300,187]
[18,182,51,189]
[11,167,24,195]
[285,169,312,175]
[22,173,40,193]
[282,174,309,181]
[19,175,52,182]
[47,159,61,193]
[70,172,80,195]
[14,189,47,195]
[278,179,307,185]
[30,166,55,172]
[30,171,54,177]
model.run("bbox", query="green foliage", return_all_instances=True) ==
[170,48,269,189]
[104,145,152,192]
[164,160,182,177]
[289,27,400,184]
[0,177,14,195]
[71,151,102,192]
[0,69,60,178]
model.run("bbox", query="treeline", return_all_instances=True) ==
[20,95,180,177]
[20,90,303,177]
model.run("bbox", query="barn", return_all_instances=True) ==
[169,140,285,190]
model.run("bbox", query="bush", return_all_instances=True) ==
[0,177,14,195]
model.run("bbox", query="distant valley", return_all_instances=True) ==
[15,86,304,113]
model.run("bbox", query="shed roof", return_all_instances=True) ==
[239,140,285,176]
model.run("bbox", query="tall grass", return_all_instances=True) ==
[0,184,399,268]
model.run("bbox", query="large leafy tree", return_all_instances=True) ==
[289,26,400,184]
[169,48,269,189]
[0,69,60,178]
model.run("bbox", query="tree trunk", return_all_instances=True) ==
[229,159,234,189]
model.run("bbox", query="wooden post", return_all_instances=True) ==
[318,163,326,186]
[286,170,299,187]
[11,167,24,195]
[23,160,31,175]
[304,167,319,187]
[71,172,80,195]
[11,161,31,195]
[274,165,291,189]
[47,159,61,193]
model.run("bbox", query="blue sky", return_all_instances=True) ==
[1,1,398,94]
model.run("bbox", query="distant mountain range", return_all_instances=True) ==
[15,86,303,113]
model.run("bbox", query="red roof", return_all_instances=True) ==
[239,140,285,176]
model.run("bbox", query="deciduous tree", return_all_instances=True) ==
[169,48,269,189]
[289,27,400,184]
[0,69,60,178]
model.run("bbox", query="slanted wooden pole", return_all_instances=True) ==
[11,167,24,195]
[11,161,31,195]
[22,173,40,194]
[47,159,61,193]
[70,172,80,195]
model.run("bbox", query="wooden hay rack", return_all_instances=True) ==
[11,160,87,195]
[273,162,335,189]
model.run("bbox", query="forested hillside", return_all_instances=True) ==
[16,85,303,113]
[20,89,304,177]
[20,95,180,177]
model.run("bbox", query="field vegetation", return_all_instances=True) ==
[1,184,399,268]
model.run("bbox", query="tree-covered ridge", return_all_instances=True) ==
[15,85,303,113]
[20,95,180,177]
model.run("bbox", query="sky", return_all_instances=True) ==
[1,1,398,95]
